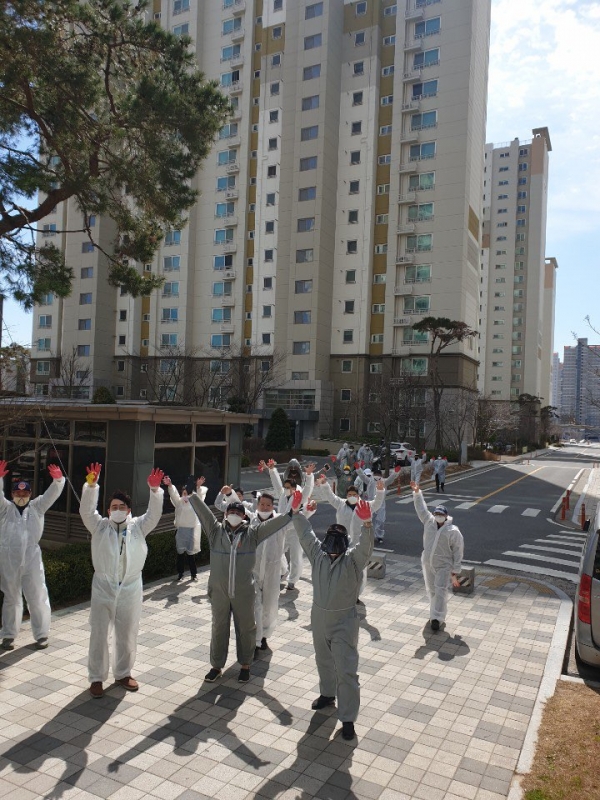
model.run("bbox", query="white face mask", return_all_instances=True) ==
[284,488,292,496]
[256,510,272,520]
[347,496,359,506]
[13,496,30,508]
[110,509,128,524]
[227,514,244,527]
[434,514,447,525]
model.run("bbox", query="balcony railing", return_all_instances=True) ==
[399,162,418,173]
[225,162,240,173]
[398,191,417,203]
[397,223,416,234]
[394,285,414,295]
[395,254,415,264]
[402,100,420,112]
[222,243,237,253]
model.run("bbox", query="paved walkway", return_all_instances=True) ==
[0,554,571,800]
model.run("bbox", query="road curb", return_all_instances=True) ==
[507,581,573,800]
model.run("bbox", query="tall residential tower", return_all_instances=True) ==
[31,0,492,443]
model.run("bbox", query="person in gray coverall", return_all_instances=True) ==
[189,491,298,684]
[290,494,374,742]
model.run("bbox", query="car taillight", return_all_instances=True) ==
[578,573,592,625]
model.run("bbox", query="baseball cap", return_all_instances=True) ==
[12,480,31,492]
[225,501,247,516]
[433,505,448,516]
[363,468,373,477]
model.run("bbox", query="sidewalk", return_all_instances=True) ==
[0,557,570,800]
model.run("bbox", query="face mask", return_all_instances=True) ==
[434,514,446,524]
[182,495,189,503]
[257,510,272,520]
[227,514,244,527]
[13,496,30,508]
[284,488,292,496]
[347,496,359,506]
[110,509,128,524]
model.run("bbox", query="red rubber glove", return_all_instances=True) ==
[48,464,63,480]
[147,468,164,488]
[291,489,303,511]
[330,455,336,462]
[86,463,102,484]
[394,464,401,473]
[360,460,365,467]
[354,462,360,470]
[267,459,276,469]
[355,499,372,521]
[0,460,8,478]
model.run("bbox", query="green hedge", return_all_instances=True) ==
[0,529,211,616]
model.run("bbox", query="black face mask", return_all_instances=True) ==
[321,524,349,556]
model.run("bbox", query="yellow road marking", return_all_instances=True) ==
[471,466,545,506]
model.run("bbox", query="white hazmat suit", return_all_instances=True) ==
[269,463,314,588]
[168,484,207,578]
[80,482,164,683]
[0,476,65,644]
[413,490,464,624]
[253,511,286,647]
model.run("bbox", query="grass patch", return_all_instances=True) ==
[521,680,600,800]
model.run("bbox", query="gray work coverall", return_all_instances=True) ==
[189,494,291,669]
[292,513,374,723]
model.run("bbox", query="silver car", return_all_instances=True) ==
[574,507,600,667]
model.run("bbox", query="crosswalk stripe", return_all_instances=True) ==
[523,544,583,557]
[455,502,477,509]
[483,559,579,583]
[546,535,586,545]
[488,505,509,513]
[501,550,580,568]
[522,508,541,517]
[536,538,583,548]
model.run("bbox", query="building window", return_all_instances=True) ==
[403,295,430,314]
[356,1,367,14]
[294,311,311,324]
[297,217,315,232]
[37,337,51,350]
[80,267,93,279]
[375,213,389,224]
[349,180,360,194]
[296,248,314,263]
[351,121,362,136]
[408,202,434,221]
[340,389,352,402]
[415,17,440,38]
[79,292,92,305]
[270,81,280,96]
[371,334,384,344]
[374,244,387,254]
[411,110,437,130]
[382,35,395,46]
[377,154,391,165]
[267,165,277,178]
[77,345,91,357]
[266,193,276,207]
[353,91,363,106]
[343,330,354,344]
[295,279,312,293]
[36,361,51,375]
[370,363,382,374]
[372,304,385,313]
[305,2,323,20]
[301,125,319,141]
[119,309,127,321]
[81,242,94,253]
[350,151,360,165]
[414,47,439,68]
[346,270,356,284]
[304,33,322,50]
[409,141,435,161]
[381,65,394,77]
[344,300,355,313]
[339,418,351,432]
[299,186,317,201]
[353,61,364,76]
[376,184,390,195]
[264,249,274,262]
[300,156,317,173]
[380,124,392,136]
[341,360,353,373]
[222,17,242,35]
[301,95,319,111]
[380,94,393,105]
[355,31,366,46]
[373,273,386,284]
[384,4,397,15]
[303,64,321,80]
[269,110,279,123]
[412,80,437,99]
[265,220,275,234]
[262,305,273,318]
[293,341,310,355]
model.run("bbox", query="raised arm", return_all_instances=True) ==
[301,471,314,503]
[369,485,386,514]
[317,477,346,510]
[167,483,182,508]
[292,511,322,565]
[384,466,401,488]
[138,469,165,537]
[268,462,283,496]
[31,465,66,515]
[0,465,15,515]
[79,473,104,534]
[254,508,293,544]
[351,500,374,571]
[412,482,433,525]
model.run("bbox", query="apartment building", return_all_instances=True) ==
[31,0,491,443]
[560,338,600,431]
[479,129,557,407]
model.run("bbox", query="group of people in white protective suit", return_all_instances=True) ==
[0,451,463,742]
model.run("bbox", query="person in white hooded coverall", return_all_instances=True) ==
[80,463,165,698]
[252,492,285,652]
[316,476,385,596]
[263,459,315,591]
[433,456,447,493]
[0,461,65,651]
[290,495,375,742]
[409,453,426,484]
[411,481,463,630]
[356,465,401,545]
[163,476,207,581]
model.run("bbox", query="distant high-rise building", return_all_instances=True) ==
[30,0,492,442]
[479,128,556,406]
[560,338,600,431]
[551,351,561,408]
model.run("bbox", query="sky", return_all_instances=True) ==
[2,0,599,357]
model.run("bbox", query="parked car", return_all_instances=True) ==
[389,442,416,466]
[574,510,600,668]
[570,438,577,444]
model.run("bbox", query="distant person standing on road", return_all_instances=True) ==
[411,481,463,631]
[433,456,447,493]
[409,452,426,485]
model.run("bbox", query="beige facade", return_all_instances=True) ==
[480,128,555,405]
[31,0,492,443]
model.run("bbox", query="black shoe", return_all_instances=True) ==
[431,619,440,631]
[260,637,268,650]
[238,668,250,683]
[311,695,335,710]
[286,583,295,591]
[1,637,14,651]
[204,668,222,682]
[375,537,383,546]
[342,722,356,740]
[35,638,49,650]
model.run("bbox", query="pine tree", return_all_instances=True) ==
[265,407,294,452]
